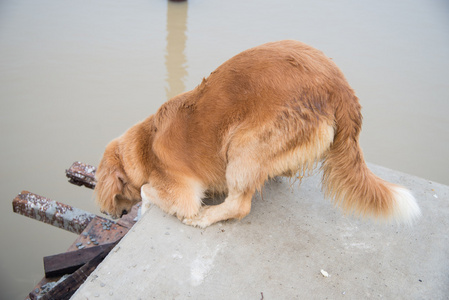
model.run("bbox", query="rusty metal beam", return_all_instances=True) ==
[27,215,134,299]
[12,191,96,234]
[66,161,97,189]
[18,161,142,299]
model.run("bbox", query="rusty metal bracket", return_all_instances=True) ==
[66,161,97,189]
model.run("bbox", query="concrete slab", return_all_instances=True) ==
[72,164,449,299]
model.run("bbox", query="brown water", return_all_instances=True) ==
[1,0,448,298]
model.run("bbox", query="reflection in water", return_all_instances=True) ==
[165,1,188,100]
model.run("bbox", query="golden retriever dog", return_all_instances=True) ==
[95,40,421,228]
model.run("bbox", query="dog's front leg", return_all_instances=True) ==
[183,189,253,228]
[140,176,204,220]
[140,184,156,216]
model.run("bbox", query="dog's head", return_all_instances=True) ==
[95,139,141,218]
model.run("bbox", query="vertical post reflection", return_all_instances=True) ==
[165,1,188,100]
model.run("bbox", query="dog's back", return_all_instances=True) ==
[154,40,342,188]
[97,40,421,226]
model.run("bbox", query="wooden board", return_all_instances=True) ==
[44,242,118,278]
[35,241,119,300]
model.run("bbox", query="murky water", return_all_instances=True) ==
[1,0,448,298]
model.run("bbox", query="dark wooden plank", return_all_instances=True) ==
[34,241,120,300]
[44,242,117,278]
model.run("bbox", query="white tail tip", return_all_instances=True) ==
[390,185,421,226]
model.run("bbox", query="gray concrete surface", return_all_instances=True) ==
[72,164,449,299]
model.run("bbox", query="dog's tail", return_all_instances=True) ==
[321,91,421,225]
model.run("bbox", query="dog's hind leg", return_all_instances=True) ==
[183,153,265,228]
[141,174,205,220]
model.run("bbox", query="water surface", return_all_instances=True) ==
[1,0,448,298]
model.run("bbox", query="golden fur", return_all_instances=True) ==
[95,40,421,227]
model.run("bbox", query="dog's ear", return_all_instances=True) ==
[95,168,126,214]
[95,140,126,215]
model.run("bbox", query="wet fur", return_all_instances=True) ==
[95,40,420,227]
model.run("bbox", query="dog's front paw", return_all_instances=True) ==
[182,207,213,228]
[182,216,211,228]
